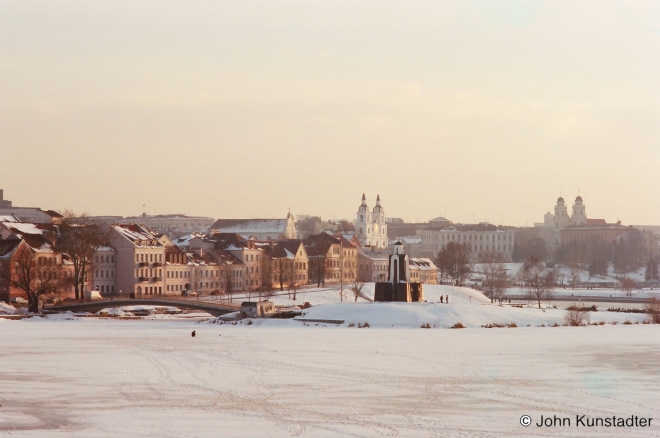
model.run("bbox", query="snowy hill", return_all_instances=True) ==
[230,283,651,329]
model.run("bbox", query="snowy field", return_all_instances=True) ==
[0,318,658,437]
[219,284,653,328]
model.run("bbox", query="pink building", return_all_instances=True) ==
[105,224,166,296]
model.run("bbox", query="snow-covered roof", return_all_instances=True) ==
[4,222,51,236]
[410,258,438,270]
[0,214,20,223]
[211,219,288,234]
[124,213,213,220]
[113,224,163,246]
[171,233,206,248]
[389,236,422,245]
[358,252,389,262]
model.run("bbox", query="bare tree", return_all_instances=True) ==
[645,256,659,283]
[288,260,299,301]
[350,278,366,302]
[55,212,108,300]
[523,257,554,309]
[336,220,355,233]
[553,266,566,288]
[3,245,63,312]
[338,244,345,301]
[309,252,326,287]
[619,276,637,297]
[273,258,287,292]
[223,268,234,303]
[262,282,275,301]
[436,242,472,286]
[568,263,582,289]
[478,255,508,303]
[645,298,660,324]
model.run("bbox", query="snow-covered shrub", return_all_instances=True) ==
[564,308,590,326]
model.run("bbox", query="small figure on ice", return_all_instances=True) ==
[191,330,196,338]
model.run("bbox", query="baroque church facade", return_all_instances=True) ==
[543,195,587,229]
[355,194,388,248]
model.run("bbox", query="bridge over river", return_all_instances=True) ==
[46,298,239,316]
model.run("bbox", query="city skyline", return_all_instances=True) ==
[1,1,658,226]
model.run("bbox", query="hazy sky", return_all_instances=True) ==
[1,1,658,226]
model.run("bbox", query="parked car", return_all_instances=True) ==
[10,297,28,304]
[181,290,198,297]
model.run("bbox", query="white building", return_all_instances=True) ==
[357,248,390,283]
[117,213,214,234]
[210,212,297,241]
[355,194,388,249]
[421,224,515,262]
[409,258,438,284]
[90,247,117,296]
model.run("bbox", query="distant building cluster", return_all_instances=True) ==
[521,195,631,253]
[0,191,440,303]
[1,188,658,303]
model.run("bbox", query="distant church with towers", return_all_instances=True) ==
[355,194,388,248]
[543,195,588,229]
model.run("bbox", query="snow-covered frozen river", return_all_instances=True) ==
[1,318,658,437]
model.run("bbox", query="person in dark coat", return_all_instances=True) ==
[445,295,449,303]
[440,296,444,303]
[191,330,196,337]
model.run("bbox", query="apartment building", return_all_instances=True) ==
[106,224,166,296]
[262,240,309,290]
[90,246,117,295]
[421,224,515,262]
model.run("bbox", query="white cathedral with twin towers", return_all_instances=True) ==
[355,193,388,248]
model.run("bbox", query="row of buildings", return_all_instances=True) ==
[2,189,657,302]
[0,207,438,301]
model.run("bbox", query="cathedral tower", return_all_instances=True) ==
[371,194,388,249]
[553,197,569,228]
[356,193,370,245]
[355,194,388,248]
[570,195,587,225]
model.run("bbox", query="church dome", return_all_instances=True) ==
[575,195,583,202]
[557,197,565,203]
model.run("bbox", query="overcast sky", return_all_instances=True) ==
[1,1,658,226]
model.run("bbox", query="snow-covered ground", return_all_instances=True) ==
[217,284,652,328]
[0,317,658,437]
[506,286,660,299]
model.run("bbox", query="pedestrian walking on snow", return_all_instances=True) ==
[191,330,196,338]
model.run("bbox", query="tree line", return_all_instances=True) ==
[513,228,657,279]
